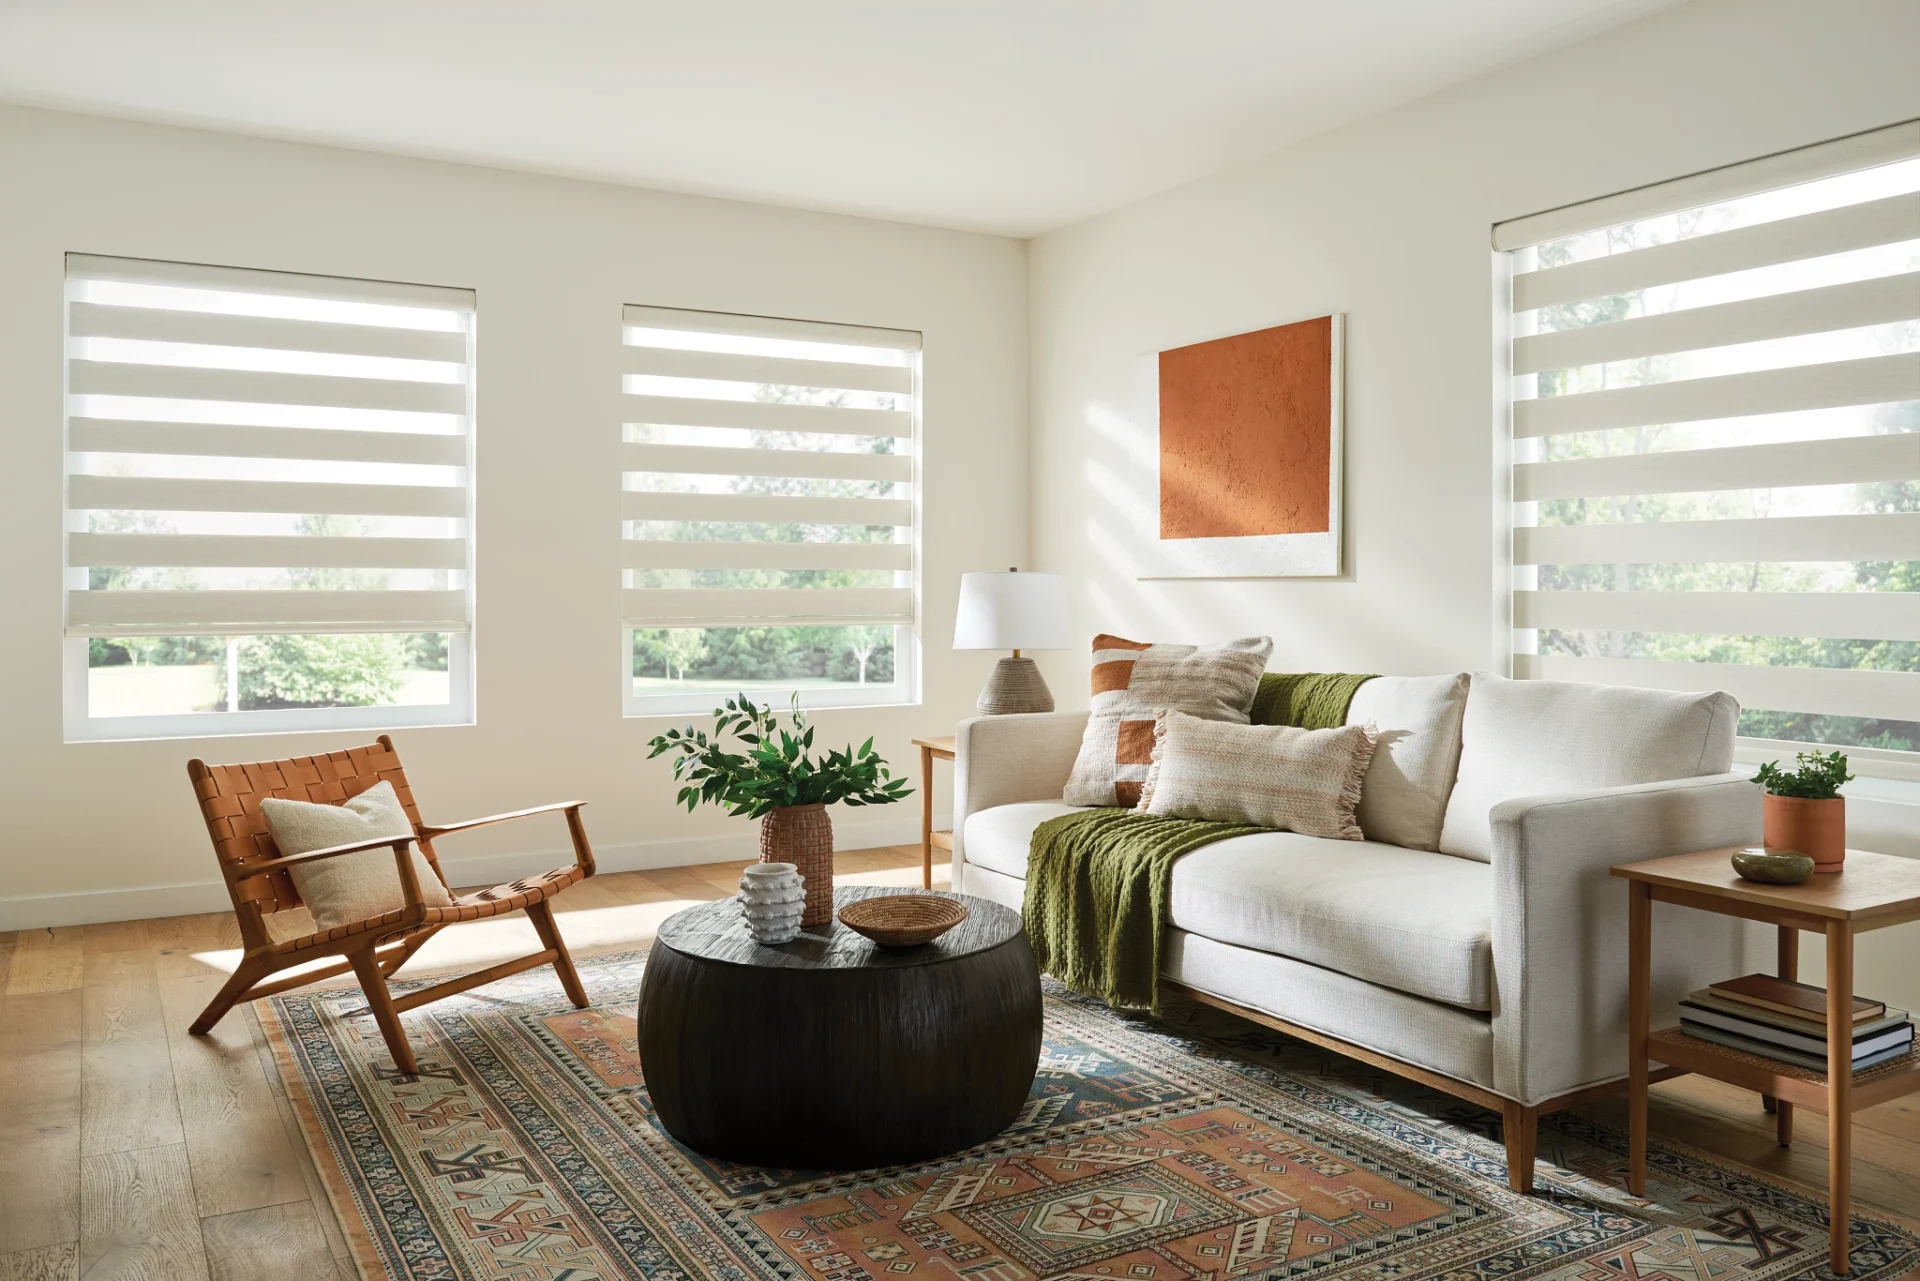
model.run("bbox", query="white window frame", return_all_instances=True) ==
[618,306,923,719]
[619,623,921,720]
[1493,119,1920,781]
[61,255,478,743]
[62,636,475,743]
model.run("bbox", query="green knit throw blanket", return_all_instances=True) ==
[1024,670,1377,1012]
[1248,671,1377,730]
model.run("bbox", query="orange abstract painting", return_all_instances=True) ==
[1157,315,1333,540]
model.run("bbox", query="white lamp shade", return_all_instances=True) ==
[953,572,1070,650]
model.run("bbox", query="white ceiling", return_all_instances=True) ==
[0,0,1684,236]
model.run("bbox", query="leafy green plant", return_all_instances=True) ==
[647,694,912,818]
[1752,749,1854,800]
[239,633,407,708]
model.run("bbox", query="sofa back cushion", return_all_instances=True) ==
[1437,673,1740,861]
[1344,673,1469,851]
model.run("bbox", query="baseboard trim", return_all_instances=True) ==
[0,812,932,932]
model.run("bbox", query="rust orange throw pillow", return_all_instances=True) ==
[1061,634,1271,807]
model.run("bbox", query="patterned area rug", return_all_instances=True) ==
[260,950,1920,1280]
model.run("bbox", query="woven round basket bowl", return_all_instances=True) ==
[838,895,970,948]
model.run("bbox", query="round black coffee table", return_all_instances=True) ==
[637,885,1041,1170]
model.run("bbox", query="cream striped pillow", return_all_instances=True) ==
[1139,710,1378,840]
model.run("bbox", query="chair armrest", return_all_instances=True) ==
[1488,772,1762,1104]
[234,834,432,915]
[417,801,586,840]
[417,800,596,877]
[235,833,418,880]
[953,712,1089,883]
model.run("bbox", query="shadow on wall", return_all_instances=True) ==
[1075,398,1394,659]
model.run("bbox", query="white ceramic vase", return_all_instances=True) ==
[738,862,806,945]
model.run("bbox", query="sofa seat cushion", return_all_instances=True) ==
[961,802,1492,1010]
[963,801,1090,879]
[1169,834,1492,1010]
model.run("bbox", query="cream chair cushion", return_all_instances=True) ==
[1438,673,1740,862]
[260,780,452,931]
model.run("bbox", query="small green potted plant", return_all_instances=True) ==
[1751,749,1853,871]
[649,695,911,925]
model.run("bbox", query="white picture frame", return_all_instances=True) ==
[1133,313,1344,579]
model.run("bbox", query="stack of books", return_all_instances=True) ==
[1680,975,1914,1073]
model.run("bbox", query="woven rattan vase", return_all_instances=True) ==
[761,803,834,927]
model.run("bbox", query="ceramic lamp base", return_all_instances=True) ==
[977,656,1055,715]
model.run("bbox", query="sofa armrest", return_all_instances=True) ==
[1488,772,1762,1104]
[953,712,1089,885]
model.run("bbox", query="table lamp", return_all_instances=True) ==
[953,568,1070,714]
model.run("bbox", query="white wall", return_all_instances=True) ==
[0,106,1027,928]
[1026,0,1920,1005]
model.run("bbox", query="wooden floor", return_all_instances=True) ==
[2,845,1916,1280]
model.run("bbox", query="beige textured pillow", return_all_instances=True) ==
[1139,710,1378,840]
[1062,633,1272,807]
[259,781,452,931]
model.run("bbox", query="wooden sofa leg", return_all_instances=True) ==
[1503,1101,1539,1194]
[527,898,589,1009]
[349,946,420,1076]
[189,956,269,1035]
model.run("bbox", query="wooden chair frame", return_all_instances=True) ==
[186,734,596,1074]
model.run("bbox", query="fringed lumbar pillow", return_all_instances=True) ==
[1137,709,1378,840]
[1062,634,1272,807]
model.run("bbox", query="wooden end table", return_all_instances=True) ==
[1611,848,1920,1274]
[912,735,955,890]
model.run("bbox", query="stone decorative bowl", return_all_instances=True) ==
[1732,847,1815,885]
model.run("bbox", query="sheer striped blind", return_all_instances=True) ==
[620,305,918,629]
[63,255,474,638]
[1500,122,1920,751]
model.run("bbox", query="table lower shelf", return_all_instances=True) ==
[1647,1026,1920,1111]
[929,830,953,852]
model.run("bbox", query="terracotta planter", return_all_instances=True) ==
[761,803,834,926]
[1763,793,1846,871]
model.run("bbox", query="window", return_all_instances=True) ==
[63,254,475,741]
[1499,121,1920,765]
[620,305,919,714]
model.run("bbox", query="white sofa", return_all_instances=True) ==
[953,672,1763,1192]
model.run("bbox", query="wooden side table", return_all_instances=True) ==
[911,736,955,890]
[1611,848,1920,1275]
